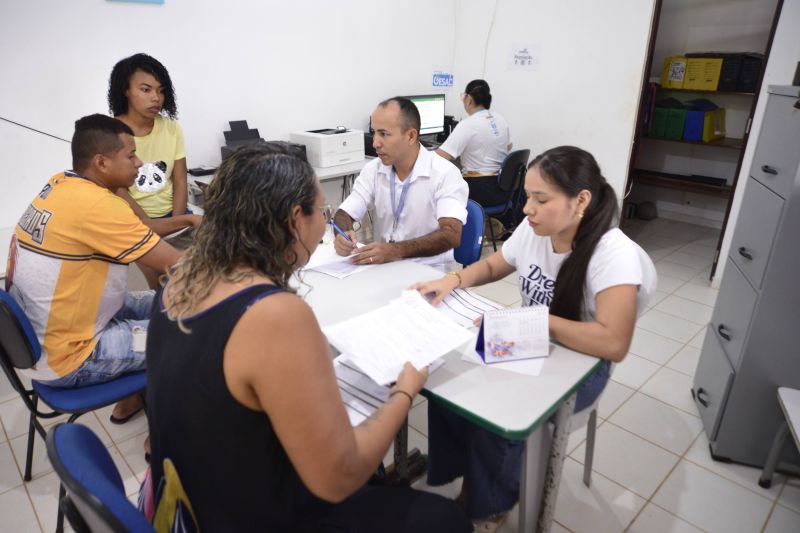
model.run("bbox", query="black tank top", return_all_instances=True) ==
[146,284,318,532]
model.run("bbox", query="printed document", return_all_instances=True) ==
[324,290,473,386]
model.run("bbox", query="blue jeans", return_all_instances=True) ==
[426,360,610,519]
[44,291,154,388]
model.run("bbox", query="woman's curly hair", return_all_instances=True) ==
[108,53,178,118]
[163,143,317,329]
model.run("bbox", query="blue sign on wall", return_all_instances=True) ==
[432,71,454,88]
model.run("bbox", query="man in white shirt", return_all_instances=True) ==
[333,97,468,266]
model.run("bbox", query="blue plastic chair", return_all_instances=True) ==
[0,289,147,532]
[481,149,531,251]
[454,199,485,267]
[47,423,155,533]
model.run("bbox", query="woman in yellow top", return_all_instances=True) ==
[108,53,201,237]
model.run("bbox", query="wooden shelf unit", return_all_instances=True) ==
[632,170,732,197]
[643,136,743,150]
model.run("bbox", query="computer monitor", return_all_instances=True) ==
[405,94,445,136]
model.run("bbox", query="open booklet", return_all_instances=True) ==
[323,290,474,386]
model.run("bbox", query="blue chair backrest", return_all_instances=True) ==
[47,423,155,533]
[497,149,531,195]
[0,289,41,368]
[454,200,485,267]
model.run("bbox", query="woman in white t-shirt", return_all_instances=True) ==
[414,146,656,530]
[436,80,511,208]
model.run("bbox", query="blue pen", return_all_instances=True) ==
[331,221,354,243]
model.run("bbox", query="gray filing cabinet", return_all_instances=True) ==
[692,85,800,472]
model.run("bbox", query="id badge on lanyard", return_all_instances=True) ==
[389,169,413,243]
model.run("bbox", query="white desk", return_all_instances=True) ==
[188,159,367,185]
[301,260,602,532]
[189,159,367,203]
[313,159,367,182]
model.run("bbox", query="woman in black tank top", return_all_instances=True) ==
[146,143,470,532]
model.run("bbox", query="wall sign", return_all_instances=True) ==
[432,70,454,88]
[508,43,540,71]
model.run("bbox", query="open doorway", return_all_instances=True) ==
[622,0,784,282]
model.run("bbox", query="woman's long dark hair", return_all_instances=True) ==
[530,146,618,321]
[164,142,317,328]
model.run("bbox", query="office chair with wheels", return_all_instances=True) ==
[47,423,155,533]
[454,200,485,267]
[481,149,530,251]
[0,289,147,533]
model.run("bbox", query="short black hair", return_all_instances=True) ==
[465,79,492,109]
[71,114,134,172]
[108,53,178,118]
[378,97,421,135]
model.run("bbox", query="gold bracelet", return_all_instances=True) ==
[390,390,414,405]
[447,271,462,288]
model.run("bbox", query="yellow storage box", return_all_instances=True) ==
[702,108,726,142]
[684,57,723,91]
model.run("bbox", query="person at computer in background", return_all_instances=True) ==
[332,97,468,266]
[435,80,512,209]
[147,143,471,532]
[6,114,182,425]
[412,146,656,531]
[108,53,201,237]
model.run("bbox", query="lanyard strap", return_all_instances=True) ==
[389,169,413,239]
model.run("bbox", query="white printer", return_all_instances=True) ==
[290,128,364,168]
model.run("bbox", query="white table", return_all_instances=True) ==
[189,159,367,202]
[301,260,602,532]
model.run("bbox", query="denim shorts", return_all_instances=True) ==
[44,291,154,388]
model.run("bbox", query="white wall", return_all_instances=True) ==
[716,0,800,286]
[0,0,657,230]
[448,0,657,201]
[0,0,458,227]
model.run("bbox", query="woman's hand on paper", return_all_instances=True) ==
[410,275,460,307]
[394,362,429,399]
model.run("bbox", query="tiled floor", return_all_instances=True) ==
[1,218,798,532]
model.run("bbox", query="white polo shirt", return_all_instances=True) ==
[438,109,510,174]
[338,146,468,265]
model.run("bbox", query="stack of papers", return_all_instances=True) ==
[435,287,503,328]
[335,356,445,426]
[324,290,474,385]
[335,358,391,426]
